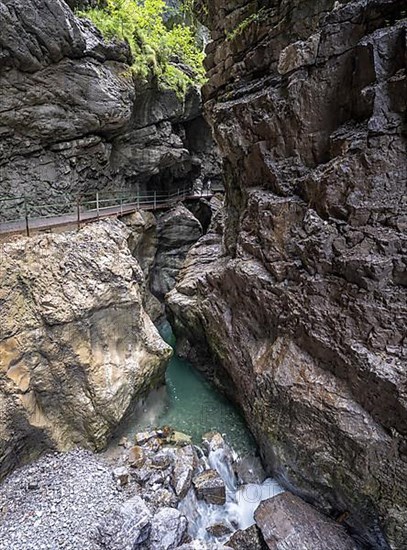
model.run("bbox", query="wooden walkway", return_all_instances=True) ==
[0,188,218,239]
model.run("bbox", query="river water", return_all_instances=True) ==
[115,322,256,455]
[111,322,284,543]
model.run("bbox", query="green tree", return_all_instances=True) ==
[77,0,205,96]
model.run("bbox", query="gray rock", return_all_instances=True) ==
[135,431,159,446]
[151,204,203,298]
[0,450,128,550]
[171,445,198,499]
[144,487,178,511]
[151,449,174,470]
[128,446,146,469]
[178,542,231,550]
[234,455,266,485]
[202,431,227,454]
[96,495,152,549]
[206,522,233,538]
[113,466,130,487]
[0,0,85,72]
[226,524,268,550]
[168,0,407,547]
[149,507,188,550]
[0,0,221,222]
[254,493,357,550]
[192,469,226,505]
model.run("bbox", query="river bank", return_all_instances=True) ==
[0,322,357,550]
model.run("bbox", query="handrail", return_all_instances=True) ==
[0,184,224,237]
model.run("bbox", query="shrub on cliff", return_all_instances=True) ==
[77,0,205,96]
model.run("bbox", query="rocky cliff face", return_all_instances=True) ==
[168,0,407,547]
[0,219,171,479]
[0,0,220,220]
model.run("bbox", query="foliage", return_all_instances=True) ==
[77,0,205,96]
[227,7,267,41]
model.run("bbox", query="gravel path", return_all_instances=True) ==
[0,450,126,550]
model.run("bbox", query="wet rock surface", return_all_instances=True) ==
[168,0,407,547]
[172,445,198,499]
[226,524,268,550]
[192,469,226,505]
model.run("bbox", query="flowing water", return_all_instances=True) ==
[112,322,284,542]
[179,446,284,543]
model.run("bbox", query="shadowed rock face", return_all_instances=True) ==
[168,0,407,547]
[0,0,220,220]
[0,219,172,479]
[151,204,203,299]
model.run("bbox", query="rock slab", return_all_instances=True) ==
[0,219,171,478]
[254,493,357,550]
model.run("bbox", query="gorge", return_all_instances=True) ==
[0,0,406,549]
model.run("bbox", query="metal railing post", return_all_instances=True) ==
[154,191,157,210]
[120,197,123,215]
[24,197,30,237]
[77,195,81,230]
[96,192,100,218]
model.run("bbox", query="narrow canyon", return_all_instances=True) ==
[0,1,405,549]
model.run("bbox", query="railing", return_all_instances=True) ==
[0,184,223,237]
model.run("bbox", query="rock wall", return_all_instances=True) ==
[168,0,407,548]
[151,203,203,299]
[0,219,172,479]
[0,0,221,220]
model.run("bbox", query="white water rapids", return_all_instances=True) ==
[178,445,284,544]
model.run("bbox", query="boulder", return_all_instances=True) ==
[144,487,178,511]
[0,219,172,478]
[171,445,198,499]
[135,431,159,446]
[178,543,231,550]
[206,523,233,538]
[95,495,152,549]
[226,524,268,550]
[168,431,193,447]
[234,455,266,485]
[192,469,226,505]
[149,507,188,550]
[254,493,357,550]
[202,431,227,454]
[128,446,146,468]
[151,450,174,470]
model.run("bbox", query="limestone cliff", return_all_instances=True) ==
[0,219,171,479]
[0,0,220,221]
[168,0,407,548]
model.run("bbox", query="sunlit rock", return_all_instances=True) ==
[0,219,172,478]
